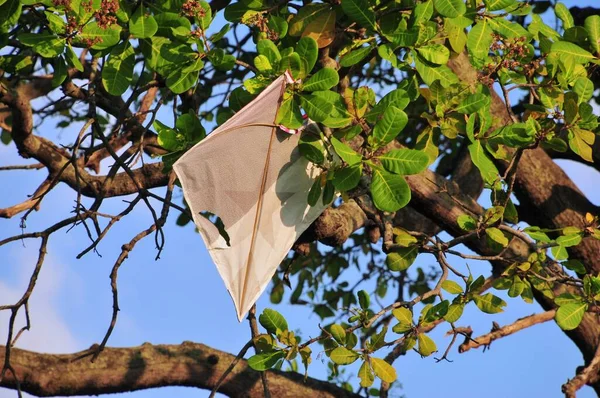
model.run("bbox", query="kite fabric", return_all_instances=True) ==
[173,73,330,321]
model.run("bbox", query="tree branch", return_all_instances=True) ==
[563,341,600,398]
[0,343,361,398]
[457,310,556,354]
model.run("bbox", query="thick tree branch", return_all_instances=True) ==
[0,343,361,398]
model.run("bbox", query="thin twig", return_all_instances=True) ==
[248,305,271,398]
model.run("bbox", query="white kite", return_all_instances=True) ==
[173,73,330,321]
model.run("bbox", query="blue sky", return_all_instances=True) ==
[1,1,599,397]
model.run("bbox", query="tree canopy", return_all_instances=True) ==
[1,0,600,397]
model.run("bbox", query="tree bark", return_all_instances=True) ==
[0,343,360,398]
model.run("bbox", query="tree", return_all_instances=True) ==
[0,0,599,396]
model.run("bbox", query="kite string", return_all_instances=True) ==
[248,304,272,398]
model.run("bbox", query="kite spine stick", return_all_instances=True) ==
[239,79,288,313]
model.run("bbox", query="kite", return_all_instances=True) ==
[173,73,330,321]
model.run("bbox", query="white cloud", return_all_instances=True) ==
[0,248,78,398]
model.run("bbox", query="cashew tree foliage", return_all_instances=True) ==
[1,0,600,397]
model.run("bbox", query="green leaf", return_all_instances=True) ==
[484,0,516,11]
[467,19,493,61]
[299,128,325,164]
[65,44,83,72]
[279,53,306,79]
[434,0,466,18]
[45,11,66,34]
[280,52,305,79]
[556,303,587,330]
[257,39,281,65]
[358,361,375,388]
[378,149,429,175]
[323,180,335,205]
[154,12,191,37]
[299,94,333,123]
[330,346,360,365]
[563,259,586,274]
[176,111,205,143]
[415,57,459,88]
[413,0,434,25]
[417,333,437,356]
[313,91,352,128]
[166,59,202,94]
[455,93,489,114]
[490,18,532,41]
[371,169,411,212]
[1,130,12,145]
[209,23,230,42]
[340,46,373,67]
[155,120,181,151]
[557,234,582,248]
[394,228,417,247]
[276,94,304,129]
[333,164,362,191]
[584,15,600,55]
[444,303,464,323]
[296,36,319,73]
[254,55,273,73]
[366,89,410,122]
[416,44,449,65]
[468,141,499,185]
[330,324,347,344]
[130,3,158,38]
[446,17,467,53]
[386,27,419,47]
[248,350,285,371]
[369,327,388,351]
[386,246,418,272]
[508,275,526,298]
[569,130,593,163]
[307,177,323,206]
[486,227,509,247]
[19,33,65,58]
[0,0,21,30]
[555,293,584,306]
[303,68,339,91]
[49,55,67,87]
[457,214,477,231]
[474,293,507,314]
[371,358,397,383]
[358,290,370,309]
[551,41,595,64]
[555,2,574,30]
[197,0,212,30]
[259,308,288,334]
[268,15,287,38]
[102,41,135,96]
[331,136,362,165]
[392,307,413,325]
[78,22,122,50]
[441,280,463,294]
[370,106,408,149]
[573,77,594,103]
[378,44,399,68]
[340,0,376,31]
[551,244,569,261]
[208,48,235,71]
[288,3,330,36]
